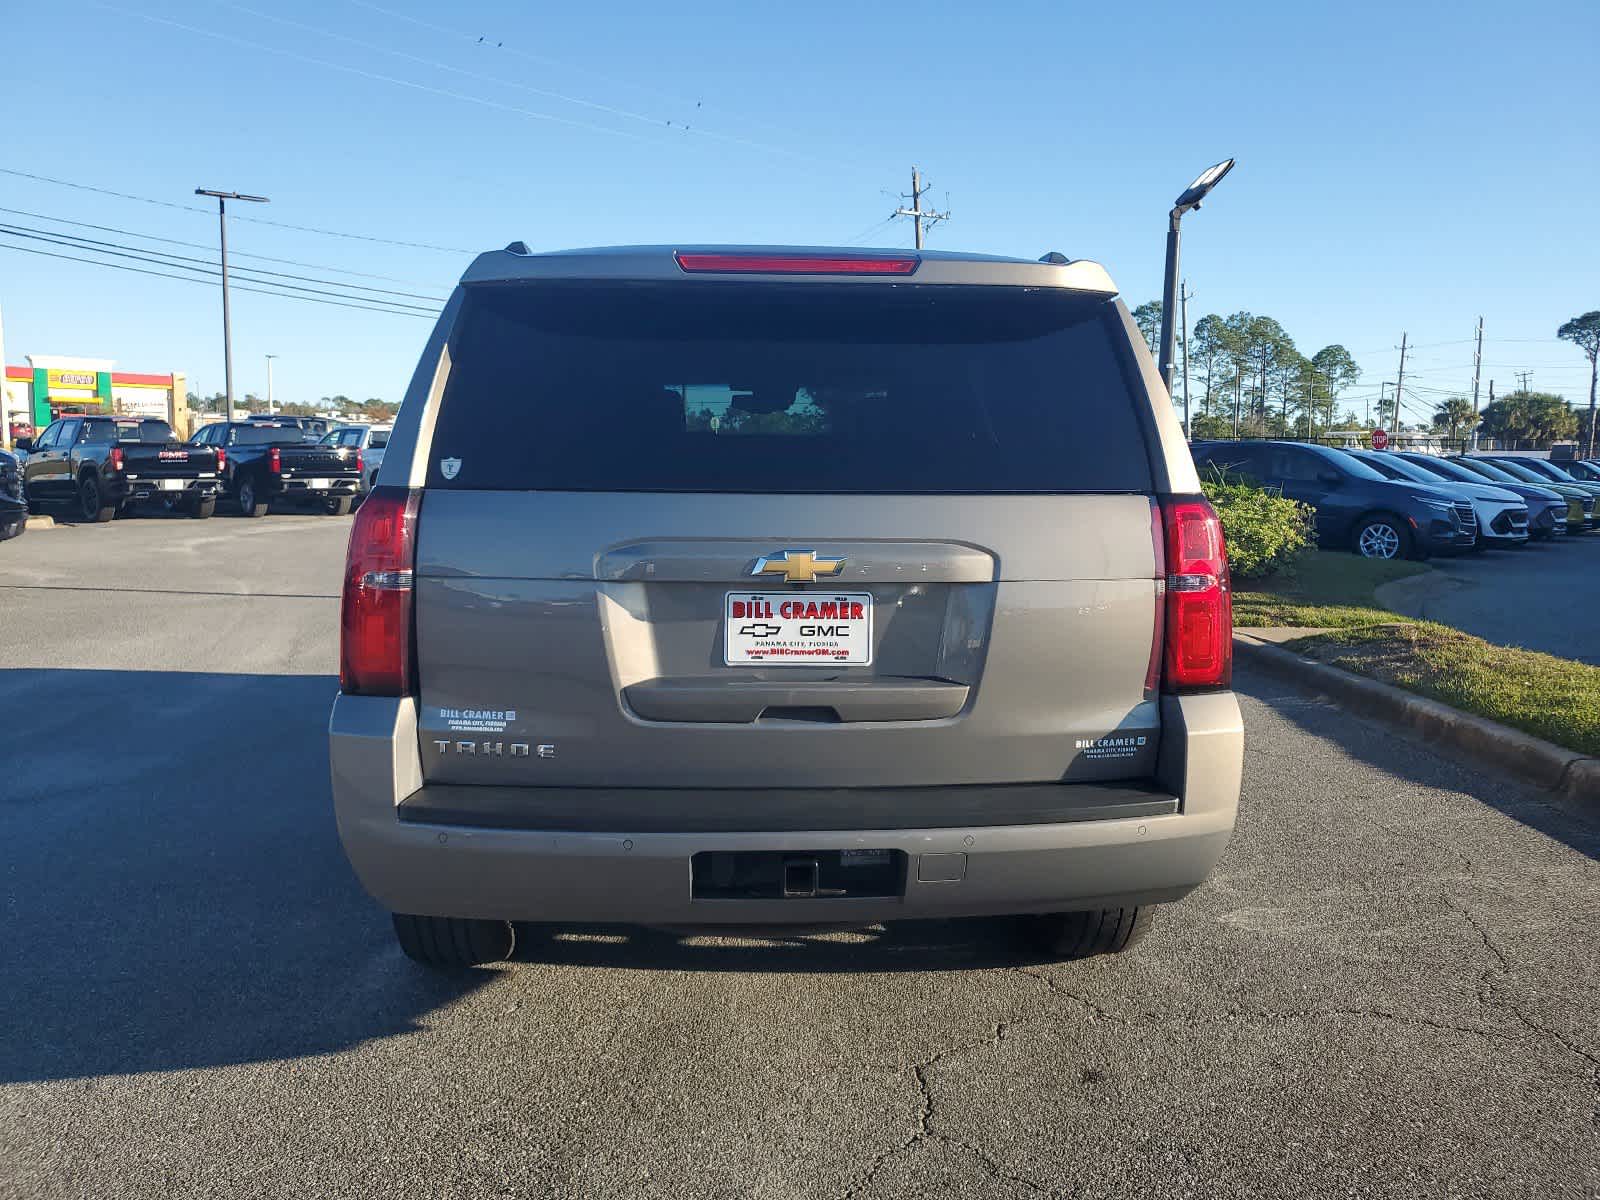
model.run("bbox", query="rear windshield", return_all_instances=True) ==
[228,425,303,446]
[427,283,1153,494]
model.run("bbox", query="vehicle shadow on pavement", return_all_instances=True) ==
[508,917,1052,973]
[1233,665,1600,862]
[0,668,494,1085]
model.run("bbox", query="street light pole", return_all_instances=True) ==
[195,188,269,424]
[1159,159,1235,405]
[266,354,277,415]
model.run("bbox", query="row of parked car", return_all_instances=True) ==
[0,413,391,539]
[1192,439,1600,559]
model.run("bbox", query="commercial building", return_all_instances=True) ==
[3,355,189,446]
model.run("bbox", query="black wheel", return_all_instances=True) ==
[1027,906,1154,960]
[190,496,217,519]
[236,477,269,518]
[79,476,116,523]
[0,516,24,542]
[1353,514,1412,560]
[325,495,354,516]
[392,914,515,970]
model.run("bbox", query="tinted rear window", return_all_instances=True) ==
[427,283,1153,494]
[229,426,303,446]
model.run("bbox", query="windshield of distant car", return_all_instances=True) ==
[1450,458,1519,483]
[1514,460,1577,482]
[1315,446,1389,482]
[1351,450,1439,484]
[1402,455,1481,483]
[1481,459,1551,484]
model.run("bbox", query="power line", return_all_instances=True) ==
[0,220,447,303]
[0,224,442,312]
[0,240,437,319]
[100,5,673,146]
[0,203,446,286]
[214,0,854,170]
[0,165,471,253]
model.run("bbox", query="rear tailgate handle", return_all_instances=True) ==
[623,678,969,723]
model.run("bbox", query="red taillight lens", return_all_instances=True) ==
[355,449,364,475]
[109,447,124,471]
[339,486,420,696]
[268,446,281,474]
[1159,496,1232,691]
[674,252,919,276]
[215,446,226,469]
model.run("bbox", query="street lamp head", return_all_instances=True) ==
[194,188,271,204]
[1173,158,1235,214]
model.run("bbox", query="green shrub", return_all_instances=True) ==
[1200,479,1315,580]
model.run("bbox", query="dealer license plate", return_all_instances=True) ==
[308,478,332,488]
[158,479,184,491]
[724,592,873,666]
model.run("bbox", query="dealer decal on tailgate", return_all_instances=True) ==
[725,592,873,665]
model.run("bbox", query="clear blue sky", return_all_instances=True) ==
[3,0,1596,423]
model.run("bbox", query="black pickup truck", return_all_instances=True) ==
[18,416,224,521]
[190,421,363,516]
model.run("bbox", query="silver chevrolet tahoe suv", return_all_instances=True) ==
[329,244,1243,969]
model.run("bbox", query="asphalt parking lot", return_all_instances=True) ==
[1380,536,1600,665]
[2,517,1597,1200]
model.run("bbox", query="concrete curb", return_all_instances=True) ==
[1235,632,1599,812]
[24,514,57,531]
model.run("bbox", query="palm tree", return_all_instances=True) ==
[1433,396,1478,444]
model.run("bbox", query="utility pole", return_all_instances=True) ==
[1469,316,1483,450]
[265,354,277,415]
[195,188,269,423]
[1515,370,1533,396]
[1179,281,1193,439]
[893,167,950,250]
[1392,333,1408,437]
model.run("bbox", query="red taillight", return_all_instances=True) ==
[355,448,364,475]
[215,446,226,470]
[340,486,420,696]
[674,252,919,276]
[1159,496,1232,691]
[268,446,281,474]
[109,447,124,471]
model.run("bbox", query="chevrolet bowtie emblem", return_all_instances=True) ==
[751,549,846,583]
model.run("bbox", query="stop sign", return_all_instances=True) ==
[1371,428,1390,450]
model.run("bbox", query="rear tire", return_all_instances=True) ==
[392,913,515,970]
[79,476,116,523]
[1352,514,1412,560]
[325,495,354,516]
[236,477,269,518]
[0,516,24,541]
[190,496,217,519]
[1027,906,1153,960]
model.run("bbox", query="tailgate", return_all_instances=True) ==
[414,491,1161,789]
[281,446,360,476]
[123,446,219,478]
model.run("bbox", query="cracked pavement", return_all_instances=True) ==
[2,518,1598,1199]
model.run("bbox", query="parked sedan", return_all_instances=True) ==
[1193,440,1477,559]
[1453,458,1594,532]
[1396,452,1568,541]
[1346,449,1528,549]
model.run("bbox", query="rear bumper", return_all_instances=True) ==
[268,476,361,499]
[328,691,1243,925]
[116,477,220,503]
